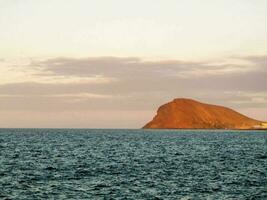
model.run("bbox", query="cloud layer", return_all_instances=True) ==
[0,55,266,127]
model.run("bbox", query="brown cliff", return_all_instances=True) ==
[143,98,264,130]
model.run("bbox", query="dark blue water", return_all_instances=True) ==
[0,129,266,199]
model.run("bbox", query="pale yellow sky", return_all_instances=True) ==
[1,0,267,60]
[0,0,266,128]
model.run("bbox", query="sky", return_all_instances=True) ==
[0,0,266,128]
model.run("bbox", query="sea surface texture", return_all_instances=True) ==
[0,129,266,200]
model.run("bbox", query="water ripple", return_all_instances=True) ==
[0,129,266,199]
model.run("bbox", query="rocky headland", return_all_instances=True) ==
[143,98,266,130]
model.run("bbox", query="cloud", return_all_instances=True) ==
[2,55,267,97]
[24,56,267,95]
[227,91,267,107]
[32,56,257,79]
[241,55,267,65]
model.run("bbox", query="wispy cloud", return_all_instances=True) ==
[31,56,258,79]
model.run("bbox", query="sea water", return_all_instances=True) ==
[0,129,266,199]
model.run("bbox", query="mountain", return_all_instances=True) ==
[143,98,265,130]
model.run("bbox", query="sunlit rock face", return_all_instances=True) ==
[143,98,263,130]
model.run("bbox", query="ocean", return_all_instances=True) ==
[0,129,266,199]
